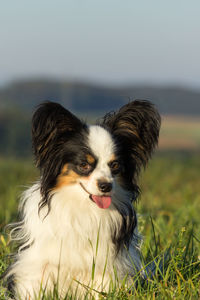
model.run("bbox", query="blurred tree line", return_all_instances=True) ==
[0,79,200,157]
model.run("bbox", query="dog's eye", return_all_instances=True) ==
[77,162,93,175]
[80,162,90,170]
[109,160,120,174]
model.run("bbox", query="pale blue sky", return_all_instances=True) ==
[0,0,200,87]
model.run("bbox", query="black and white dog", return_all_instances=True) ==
[5,100,160,299]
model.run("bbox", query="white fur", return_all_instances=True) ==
[7,126,143,299]
[81,125,115,196]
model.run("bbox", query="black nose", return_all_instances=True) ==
[97,181,112,193]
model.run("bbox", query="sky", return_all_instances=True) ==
[0,0,200,88]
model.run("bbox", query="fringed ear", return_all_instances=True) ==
[101,100,161,189]
[32,101,84,169]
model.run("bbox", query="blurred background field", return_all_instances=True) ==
[159,116,200,150]
[0,80,200,157]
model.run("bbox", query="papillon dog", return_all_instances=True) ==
[5,100,161,299]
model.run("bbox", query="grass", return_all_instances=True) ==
[0,152,200,299]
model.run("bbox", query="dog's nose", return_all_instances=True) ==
[97,180,112,193]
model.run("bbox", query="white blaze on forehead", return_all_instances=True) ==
[88,125,115,162]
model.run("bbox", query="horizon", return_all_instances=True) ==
[1,76,200,93]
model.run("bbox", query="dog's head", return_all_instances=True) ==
[32,101,161,210]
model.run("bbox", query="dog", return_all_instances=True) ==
[5,100,161,299]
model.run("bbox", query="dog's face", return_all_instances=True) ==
[54,125,118,209]
[32,101,161,209]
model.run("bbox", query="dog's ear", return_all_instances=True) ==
[101,100,161,187]
[32,101,85,168]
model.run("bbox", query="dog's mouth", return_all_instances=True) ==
[79,182,112,209]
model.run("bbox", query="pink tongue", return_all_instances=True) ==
[91,195,112,209]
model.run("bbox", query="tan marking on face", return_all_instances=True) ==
[60,164,69,175]
[109,154,117,163]
[108,154,121,174]
[86,154,95,164]
[55,164,81,189]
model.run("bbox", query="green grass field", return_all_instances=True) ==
[0,152,200,299]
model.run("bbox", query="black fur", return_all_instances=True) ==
[99,100,160,251]
[112,199,137,253]
[1,268,15,299]
[7,275,15,298]
[100,100,161,191]
[32,102,89,210]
